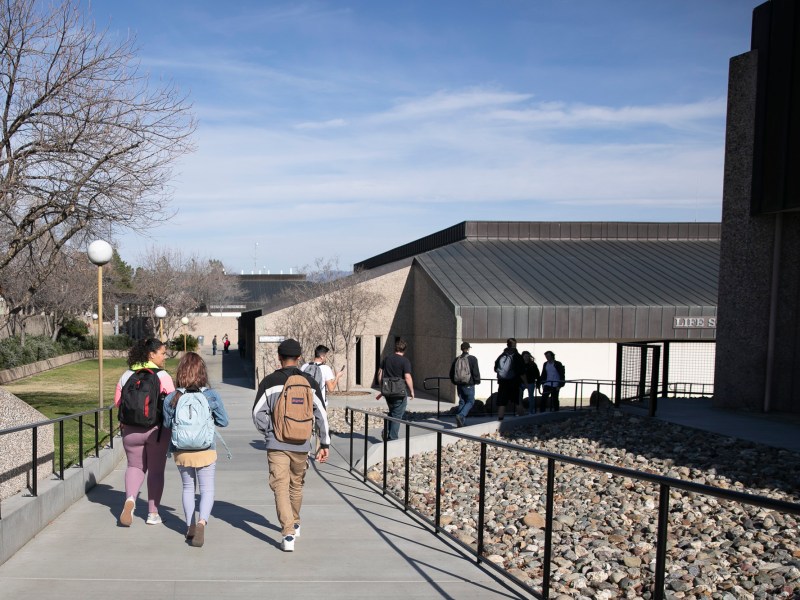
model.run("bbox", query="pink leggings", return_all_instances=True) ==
[121,425,170,513]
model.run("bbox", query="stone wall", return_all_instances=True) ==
[0,388,54,502]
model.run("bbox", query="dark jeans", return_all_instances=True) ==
[520,383,537,414]
[456,385,475,420]
[384,395,408,440]
[540,385,561,411]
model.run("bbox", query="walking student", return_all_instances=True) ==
[377,338,415,441]
[162,352,229,547]
[493,338,524,421]
[114,338,175,527]
[449,342,480,427]
[252,339,330,552]
[540,351,566,411]
[519,351,541,415]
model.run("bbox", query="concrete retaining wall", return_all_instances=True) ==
[0,438,124,566]
[0,350,127,385]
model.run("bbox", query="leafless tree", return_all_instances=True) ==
[133,247,243,350]
[0,237,94,341]
[33,247,96,340]
[276,258,383,391]
[0,0,195,302]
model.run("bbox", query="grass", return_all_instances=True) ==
[3,357,180,469]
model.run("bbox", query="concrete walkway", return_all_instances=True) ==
[0,350,528,600]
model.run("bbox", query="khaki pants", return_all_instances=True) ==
[267,450,308,536]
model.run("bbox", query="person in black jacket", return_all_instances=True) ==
[540,350,566,411]
[519,351,541,415]
[493,338,525,421]
[449,342,481,427]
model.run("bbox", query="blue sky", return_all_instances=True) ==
[90,0,761,273]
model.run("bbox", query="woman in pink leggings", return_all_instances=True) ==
[114,338,175,526]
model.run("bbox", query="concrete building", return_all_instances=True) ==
[254,221,720,402]
[714,0,800,414]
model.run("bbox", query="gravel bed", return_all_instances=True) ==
[333,408,800,599]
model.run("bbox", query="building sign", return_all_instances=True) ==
[259,335,285,343]
[673,317,716,329]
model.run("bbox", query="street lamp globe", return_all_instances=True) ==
[181,316,189,326]
[92,313,98,321]
[87,240,113,266]
[154,306,167,319]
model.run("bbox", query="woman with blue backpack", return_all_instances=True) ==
[162,352,229,547]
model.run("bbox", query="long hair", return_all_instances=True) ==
[127,338,164,368]
[171,352,209,408]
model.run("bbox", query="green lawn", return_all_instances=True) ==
[3,357,180,469]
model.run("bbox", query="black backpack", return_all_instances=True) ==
[118,368,165,428]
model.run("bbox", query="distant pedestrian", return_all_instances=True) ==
[377,338,415,441]
[211,335,218,356]
[449,342,480,427]
[162,352,229,547]
[493,338,524,421]
[222,334,230,354]
[519,351,540,415]
[252,339,330,552]
[540,351,566,411]
[114,338,175,527]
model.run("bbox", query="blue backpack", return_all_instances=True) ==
[171,388,215,451]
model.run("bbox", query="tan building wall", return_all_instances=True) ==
[181,315,241,352]
[255,265,413,389]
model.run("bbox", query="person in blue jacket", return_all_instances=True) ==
[163,352,228,547]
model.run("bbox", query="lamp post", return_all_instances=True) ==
[91,313,99,353]
[154,305,167,342]
[181,316,189,352]
[87,240,113,430]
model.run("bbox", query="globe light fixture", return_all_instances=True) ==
[181,316,189,352]
[154,305,167,342]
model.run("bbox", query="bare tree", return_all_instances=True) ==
[0,237,94,341]
[0,0,195,297]
[276,258,383,391]
[132,247,244,349]
[32,247,96,340]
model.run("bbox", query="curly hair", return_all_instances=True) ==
[127,338,164,368]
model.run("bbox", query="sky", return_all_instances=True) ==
[87,0,762,273]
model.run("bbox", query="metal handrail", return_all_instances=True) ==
[0,405,118,520]
[344,407,800,600]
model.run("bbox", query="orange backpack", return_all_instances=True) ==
[272,373,315,444]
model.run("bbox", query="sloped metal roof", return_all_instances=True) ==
[415,238,719,341]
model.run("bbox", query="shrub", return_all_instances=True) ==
[58,317,89,341]
[168,334,198,353]
[103,334,133,350]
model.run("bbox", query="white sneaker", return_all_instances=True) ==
[119,496,135,527]
[281,535,295,552]
[146,513,162,525]
[293,523,301,538]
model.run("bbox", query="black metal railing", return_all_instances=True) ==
[0,406,118,520]
[666,381,714,397]
[344,407,800,600]
[422,377,618,417]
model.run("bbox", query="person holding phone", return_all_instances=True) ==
[301,345,345,406]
